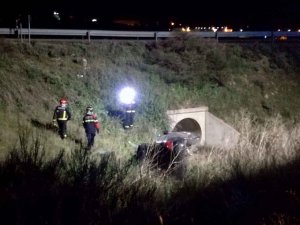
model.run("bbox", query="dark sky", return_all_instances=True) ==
[0,0,299,30]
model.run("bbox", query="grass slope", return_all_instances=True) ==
[0,35,299,155]
[0,35,300,225]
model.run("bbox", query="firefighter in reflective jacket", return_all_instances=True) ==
[82,106,100,150]
[123,102,136,129]
[52,98,72,139]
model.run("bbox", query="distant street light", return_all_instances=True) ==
[53,11,61,21]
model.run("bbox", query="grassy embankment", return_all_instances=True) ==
[0,35,300,224]
[0,36,299,156]
[0,114,299,225]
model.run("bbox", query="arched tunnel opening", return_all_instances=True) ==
[172,118,202,141]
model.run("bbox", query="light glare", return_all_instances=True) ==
[119,87,136,104]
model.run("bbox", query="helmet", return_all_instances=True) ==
[59,98,68,105]
[86,106,93,114]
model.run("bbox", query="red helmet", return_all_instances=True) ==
[59,98,68,105]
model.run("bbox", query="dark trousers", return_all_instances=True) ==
[86,132,96,149]
[123,112,135,128]
[57,120,67,139]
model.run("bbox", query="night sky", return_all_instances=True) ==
[0,0,299,30]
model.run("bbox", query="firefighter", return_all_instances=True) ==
[123,102,136,129]
[82,106,100,150]
[52,98,72,139]
[118,87,137,129]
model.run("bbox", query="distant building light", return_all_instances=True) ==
[264,35,267,39]
[224,27,233,32]
[287,29,291,32]
[278,36,288,41]
[298,29,300,32]
[170,22,175,26]
[240,29,243,32]
[91,18,97,22]
[277,29,281,31]
[180,27,190,32]
[53,11,60,21]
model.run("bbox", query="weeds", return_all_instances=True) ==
[0,115,300,224]
[1,36,300,224]
[1,37,300,154]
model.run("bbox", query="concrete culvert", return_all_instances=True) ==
[173,118,202,151]
[173,118,202,141]
[167,107,240,149]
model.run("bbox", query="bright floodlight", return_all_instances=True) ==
[119,87,136,105]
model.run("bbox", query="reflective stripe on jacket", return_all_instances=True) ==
[53,105,72,121]
[83,114,100,134]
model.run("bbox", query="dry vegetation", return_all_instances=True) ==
[0,36,300,224]
[0,114,299,225]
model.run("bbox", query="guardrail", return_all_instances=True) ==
[1,28,300,40]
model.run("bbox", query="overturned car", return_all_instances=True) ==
[136,131,200,178]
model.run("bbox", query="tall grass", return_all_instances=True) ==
[162,114,300,225]
[0,126,163,225]
[1,37,300,224]
[1,114,300,224]
[1,37,300,154]
[186,112,300,181]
